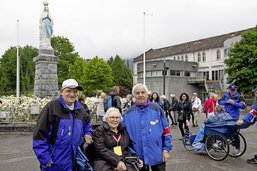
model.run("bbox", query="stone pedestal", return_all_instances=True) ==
[33,47,58,98]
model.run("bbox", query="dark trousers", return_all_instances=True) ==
[178,120,189,138]
[140,162,166,171]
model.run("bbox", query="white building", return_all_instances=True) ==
[133,28,253,99]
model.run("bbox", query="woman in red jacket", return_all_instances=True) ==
[203,93,218,118]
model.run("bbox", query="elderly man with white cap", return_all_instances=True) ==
[33,79,93,171]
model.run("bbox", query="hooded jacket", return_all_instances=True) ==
[219,92,246,119]
[32,96,93,171]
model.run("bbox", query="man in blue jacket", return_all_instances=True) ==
[33,79,93,170]
[219,84,246,119]
[122,84,172,171]
[237,87,257,164]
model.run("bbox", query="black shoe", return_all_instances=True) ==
[247,157,257,164]
[193,124,196,127]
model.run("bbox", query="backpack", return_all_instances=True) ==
[104,96,113,112]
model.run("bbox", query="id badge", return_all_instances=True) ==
[113,146,122,156]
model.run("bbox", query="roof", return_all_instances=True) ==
[134,28,254,62]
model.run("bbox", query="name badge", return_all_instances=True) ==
[113,146,122,156]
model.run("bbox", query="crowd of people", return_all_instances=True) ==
[32,79,257,171]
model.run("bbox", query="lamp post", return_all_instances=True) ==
[143,12,146,85]
[163,58,166,95]
[16,20,20,98]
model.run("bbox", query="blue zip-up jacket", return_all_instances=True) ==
[243,100,257,123]
[122,101,172,166]
[219,92,246,119]
[32,96,93,171]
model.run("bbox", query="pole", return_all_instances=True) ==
[143,12,146,85]
[163,58,166,95]
[16,20,20,98]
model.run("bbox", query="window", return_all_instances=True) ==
[181,55,184,61]
[202,52,206,61]
[174,56,176,60]
[197,53,201,62]
[184,71,190,77]
[170,70,181,76]
[212,70,219,80]
[177,56,180,60]
[185,55,188,61]
[217,49,221,60]
[203,71,209,80]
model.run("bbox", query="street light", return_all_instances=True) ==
[143,12,146,85]
[142,12,152,85]
[16,20,20,98]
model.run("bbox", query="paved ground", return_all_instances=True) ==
[0,113,256,171]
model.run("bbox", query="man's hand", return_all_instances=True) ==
[138,159,144,168]
[237,120,244,126]
[227,99,235,105]
[116,161,127,171]
[162,150,170,162]
[46,161,53,168]
[84,134,93,144]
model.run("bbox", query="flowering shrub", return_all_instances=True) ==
[0,95,51,124]
[0,95,127,124]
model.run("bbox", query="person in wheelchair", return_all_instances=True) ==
[192,105,232,152]
[92,107,143,171]
[237,87,257,164]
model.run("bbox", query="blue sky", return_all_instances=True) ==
[0,0,256,59]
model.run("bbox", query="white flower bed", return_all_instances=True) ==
[0,95,127,124]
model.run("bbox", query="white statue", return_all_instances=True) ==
[39,2,53,48]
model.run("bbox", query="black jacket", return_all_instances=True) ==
[175,100,192,121]
[93,122,136,171]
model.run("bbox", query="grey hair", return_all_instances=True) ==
[132,84,149,96]
[160,95,166,99]
[170,94,175,97]
[103,107,122,122]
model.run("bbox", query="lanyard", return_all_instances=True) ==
[113,134,122,146]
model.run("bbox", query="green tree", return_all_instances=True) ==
[83,56,113,96]
[69,57,87,83]
[51,36,80,87]
[225,27,257,93]
[0,46,37,95]
[108,55,133,92]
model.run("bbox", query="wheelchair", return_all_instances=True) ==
[182,119,253,161]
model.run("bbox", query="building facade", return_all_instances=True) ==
[133,28,253,100]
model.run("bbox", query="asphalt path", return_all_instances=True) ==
[0,113,256,171]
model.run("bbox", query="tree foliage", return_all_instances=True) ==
[83,56,113,96]
[225,27,257,93]
[0,46,37,95]
[108,55,133,93]
[51,36,80,87]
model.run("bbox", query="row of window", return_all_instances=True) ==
[138,70,192,78]
[198,70,224,80]
[173,55,189,61]
[197,49,221,62]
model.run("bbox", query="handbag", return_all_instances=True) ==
[76,146,93,171]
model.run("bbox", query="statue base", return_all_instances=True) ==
[33,47,59,99]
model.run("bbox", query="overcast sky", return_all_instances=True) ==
[0,0,256,59]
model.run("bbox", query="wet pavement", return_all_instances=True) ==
[0,113,256,171]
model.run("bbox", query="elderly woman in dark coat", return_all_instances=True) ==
[93,107,143,171]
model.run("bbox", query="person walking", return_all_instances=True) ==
[122,84,172,171]
[176,92,192,142]
[160,95,174,125]
[203,93,218,118]
[191,93,201,127]
[108,86,122,114]
[170,94,178,125]
[32,79,93,171]
[95,92,106,124]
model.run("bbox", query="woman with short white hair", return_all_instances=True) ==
[93,107,143,171]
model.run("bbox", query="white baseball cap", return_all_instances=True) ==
[61,79,83,91]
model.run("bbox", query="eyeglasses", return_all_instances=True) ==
[109,116,121,121]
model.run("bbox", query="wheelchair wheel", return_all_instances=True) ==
[205,132,229,161]
[228,132,247,157]
[182,138,194,151]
